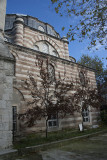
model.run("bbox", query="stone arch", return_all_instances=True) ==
[52,50,59,57]
[31,35,62,57]
[33,45,39,51]
[13,87,25,102]
[10,49,19,59]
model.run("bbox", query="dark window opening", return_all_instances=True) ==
[12,106,17,141]
[82,108,90,122]
[48,114,58,128]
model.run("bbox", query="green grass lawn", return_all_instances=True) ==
[14,125,107,149]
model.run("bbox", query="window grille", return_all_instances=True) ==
[52,51,58,57]
[33,45,39,51]
[38,26,44,32]
[12,106,17,141]
[43,43,49,53]
[82,108,90,122]
[48,114,58,128]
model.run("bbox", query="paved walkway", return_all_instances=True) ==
[41,133,107,160]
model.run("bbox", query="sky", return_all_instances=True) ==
[6,0,106,68]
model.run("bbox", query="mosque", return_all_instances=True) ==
[0,0,98,149]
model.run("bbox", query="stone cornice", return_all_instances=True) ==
[6,41,95,72]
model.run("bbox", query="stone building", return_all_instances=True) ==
[4,14,98,134]
[0,0,98,149]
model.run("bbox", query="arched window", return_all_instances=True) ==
[79,72,85,86]
[43,43,49,53]
[48,64,55,83]
[33,45,39,51]
[52,51,59,57]
[38,26,44,32]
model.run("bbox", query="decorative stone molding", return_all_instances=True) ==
[31,35,62,56]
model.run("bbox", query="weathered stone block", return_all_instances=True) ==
[0,75,6,84]
[0,123,3,131]
[6,76,13,84]
[3,123,10,131]
[9,93,13,100]
[5,70,14,76]
[4,89,13,95]
[0,100,6,108]
[0,84,4,99]
[1,131,12,141]
[0,108,9,115]
[2,114,10,123]
[4,82,13,89]
[6,101,12,108]
[9,121,12,130]
[0,115,2,121]
[2,93,9,100]
[0,131,3,138]
[0,70,4,74]
[4,62,14,76]
[0,139,12,149]
[0,60,4,69]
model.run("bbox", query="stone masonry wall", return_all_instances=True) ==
[0,58,14,149]
[7,43,97,133]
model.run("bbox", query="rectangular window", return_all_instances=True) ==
[82,108,90,122]
[48,114,58,128]
[12,106,17,132]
